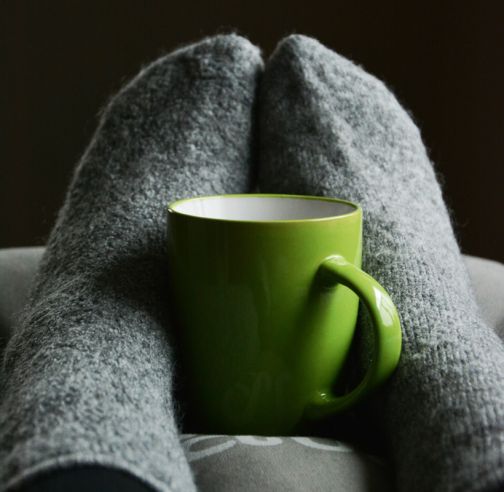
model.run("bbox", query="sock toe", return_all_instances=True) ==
[182,33,263,69]
[266,34,422,149]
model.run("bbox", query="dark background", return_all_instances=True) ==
[1,1,503,262]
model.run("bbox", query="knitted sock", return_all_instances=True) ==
[0,34,262,491]
[258,34,504,492]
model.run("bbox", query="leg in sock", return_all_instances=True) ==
[0,34,262,491]
[258,34,504,492]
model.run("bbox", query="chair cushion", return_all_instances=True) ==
[181,434,391,491]
[0,247,503,491]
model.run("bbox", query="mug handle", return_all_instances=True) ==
[304,255,402,419]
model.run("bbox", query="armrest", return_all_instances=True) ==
[0,247,45,342]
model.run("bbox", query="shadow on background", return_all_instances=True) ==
[1,1,503,261]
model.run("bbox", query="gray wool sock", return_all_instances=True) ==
[258,35,504,492]
[0,34,262,491]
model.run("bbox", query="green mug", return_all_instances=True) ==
[167,194,401,435]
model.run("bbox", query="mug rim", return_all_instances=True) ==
[167,193,361,224]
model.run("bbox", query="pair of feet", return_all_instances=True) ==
[2,34,504,492]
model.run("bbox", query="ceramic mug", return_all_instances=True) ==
[167,194,401,435]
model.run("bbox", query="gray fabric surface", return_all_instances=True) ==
[0,35,262,492]
[258,35,504,492]
[465,256,504,339]
[181,435,392,492]
[0,247,43,345]
[1,247,504,492]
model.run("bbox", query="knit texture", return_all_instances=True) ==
[258,35,504,492]
[0,34,262,491]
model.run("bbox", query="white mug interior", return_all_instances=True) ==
[169,195,356,221]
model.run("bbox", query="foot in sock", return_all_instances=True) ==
[258,34,504,492]
[0,35,262,491]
